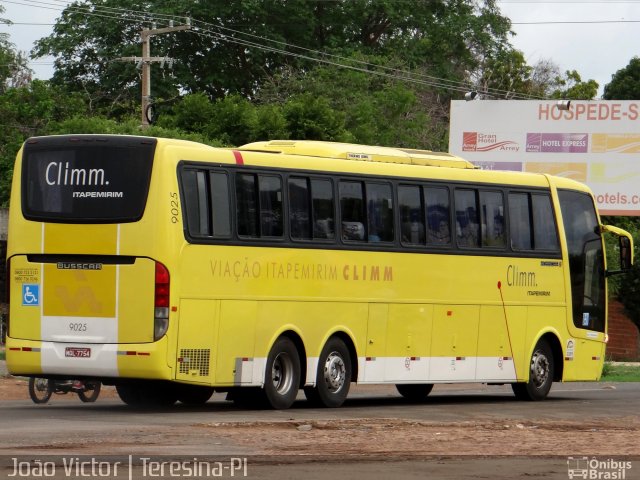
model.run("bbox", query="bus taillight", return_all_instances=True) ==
[154,262,170,341]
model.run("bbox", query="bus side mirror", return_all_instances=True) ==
[620,236,632,271]
[601,224,634,276]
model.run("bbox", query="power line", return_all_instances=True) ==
[512,20,640,24]
[6,0,549,99]
[0,22,57,26]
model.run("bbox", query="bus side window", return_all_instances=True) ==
[532,194,559,250]
[455,189,479,247]
[425,186,451,245]
[508,192,532,250]
[480,191,505,248]
[181,169,210,237]
[311,179,335,240]
[366,182,394,243]
[258,175,283,238]
[398,185,425,245]
[210,172,231,237]
[236,173,259,238]
[289,177,311,240]
[339,181,366,242]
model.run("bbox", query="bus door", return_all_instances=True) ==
[558,190,606,379]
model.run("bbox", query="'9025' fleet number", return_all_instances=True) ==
[69,323,87,332]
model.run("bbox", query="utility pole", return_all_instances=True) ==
[117,20,191,127]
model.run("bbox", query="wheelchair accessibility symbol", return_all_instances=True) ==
[22,284,40,306]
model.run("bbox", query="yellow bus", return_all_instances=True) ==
[5,135,633,409]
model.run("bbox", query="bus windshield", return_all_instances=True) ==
[22,136,156,223]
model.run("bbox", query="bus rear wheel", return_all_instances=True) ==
[263,337,301,409]
[176,385,215,405]
[116,382,178,407]
[396,383,434,401]
[512,338,554,401]
[304,338,352,408]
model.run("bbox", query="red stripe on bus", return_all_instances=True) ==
[232,150,244,165]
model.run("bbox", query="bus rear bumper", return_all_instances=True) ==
[5,338,172,380]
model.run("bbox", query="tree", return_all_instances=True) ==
[33,0,515,105]
[0,81,87,206]
[258,58,438,149]
[283,94,352,142]
[0,5,32,93]
[603,57,640,100]
[549,70,599,100]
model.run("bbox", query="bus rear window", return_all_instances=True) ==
[21,136,156,223]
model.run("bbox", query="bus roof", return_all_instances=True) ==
[238,140,477,169]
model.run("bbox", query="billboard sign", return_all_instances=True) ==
[449,100,640,215]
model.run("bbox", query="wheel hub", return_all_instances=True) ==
[530,351,550,388]
[272,352,294,394]
[323,352,346,393]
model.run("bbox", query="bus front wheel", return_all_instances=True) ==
[263,337,301,409]
[304,338,352,408]
[512,338,554,401]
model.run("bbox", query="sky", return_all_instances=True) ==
[1,0,639,98]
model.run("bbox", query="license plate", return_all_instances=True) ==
[65,347,91,358]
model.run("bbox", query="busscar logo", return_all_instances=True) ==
[57,262,103,271]
[462,132,520,152]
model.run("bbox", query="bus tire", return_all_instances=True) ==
[263,337,301,409]
[28,377,53,404]
[176,385,215,405]
[396,383,434,401]
[511,338,554,401]
[227,387,267,408]
[309,338,352,408]
[116,382,178,407]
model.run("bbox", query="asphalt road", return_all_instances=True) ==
[0,380,639,479]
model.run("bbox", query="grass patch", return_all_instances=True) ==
[0,349,4,361]
[601,362,640,382]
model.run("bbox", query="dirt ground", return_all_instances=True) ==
[2,376,639,459]
[197,418,640,458]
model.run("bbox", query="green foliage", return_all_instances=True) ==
[603,57,640,100]
[172,93,215,134]
[601,363,640,382]
[33,0,514,107]
[253,104,289,141]
[550,70,599,100]
[283,94,353,142]
[206,95,259,146]
[0,5,32,92]
[602,216,640,329]
[258,60,436,148]
[0,80,87,206]
[0,40,32,93]
[0,0,611,207]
